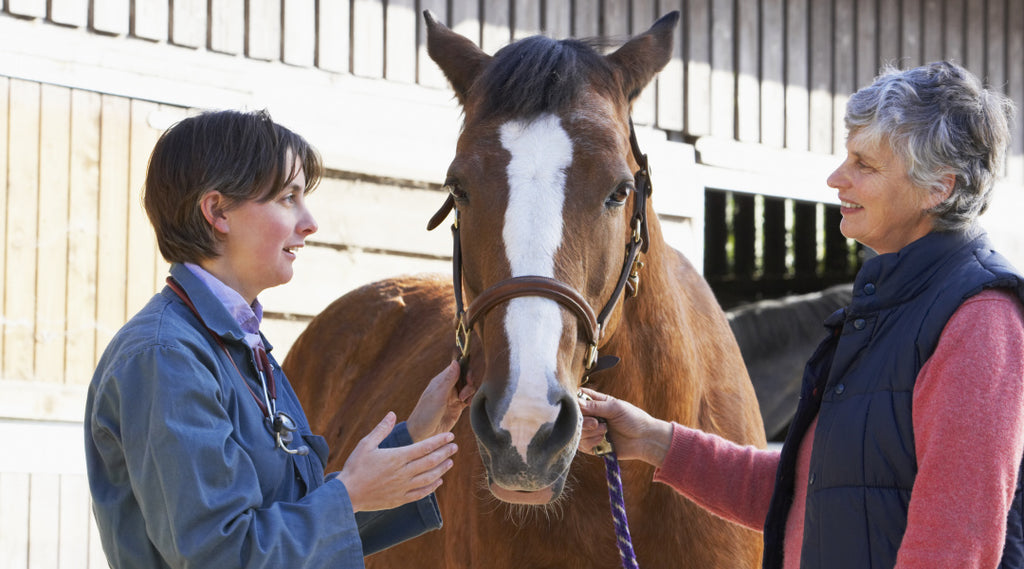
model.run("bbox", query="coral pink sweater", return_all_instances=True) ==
[654,288,1024,569]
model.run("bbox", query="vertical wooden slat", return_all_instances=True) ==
[132,0,168,42]
[58,475,91,569]
[210,0,245,55]
[385,0,417,82]
[36,84,71,385]
[0,78,9,365]
[964,0,985,76]
[94,95,130,362]
[481,0,510,55]
[923,0,944,62]
[735,0,758,142]
[733,193,756,281]
[833,0,855,150]
[126,101,162,315]
[351,0,385,77]
[573,0,599,38]
[761,0,785,148]
[943,0,965,64]
[709,0,734,138]
[603,0,629,39]
[901,0,922,66]
[785,0,809,150]
[29,473,61,567]
[823,206,849,277]
[762,197,786,278]
[89,512,107,567]
[512,0,542,40]
[1006,0,1024,183]
[628,0,657,126]
[544,0,570,38]
[808,0,833,154]
[855,0,878,89]
[685,0,711,136]
[4,80,40,383]
[248,0,282,62]
[877,0,900,65]
[6,0,46,18]
[92,0,129,36]
[418,0,446,86]
[986,0,1006,90]
[283,0,316,67]
[793,200,818,279]
[318,0,350,72]
[655,0,684,132]
[170,0,206,48]
[0,473,31,568]
[50,0,88,28]
[65,89,101,384]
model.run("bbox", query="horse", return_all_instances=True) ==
[727,284,854,440]
[284,11,766,569]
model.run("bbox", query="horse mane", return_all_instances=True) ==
[470,35,619,118]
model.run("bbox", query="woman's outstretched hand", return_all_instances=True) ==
[338,411,459,512]
[577,387,673,467]
[406,360,475,443]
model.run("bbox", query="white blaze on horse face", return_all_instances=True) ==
[498,113,573,462]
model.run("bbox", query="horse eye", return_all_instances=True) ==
[445,180,468,202]
[606,182,633,207]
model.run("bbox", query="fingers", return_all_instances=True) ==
[360,411,397,449]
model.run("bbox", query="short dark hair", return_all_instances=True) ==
[143,109,323,263]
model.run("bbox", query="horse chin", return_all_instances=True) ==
[488,475,566,505]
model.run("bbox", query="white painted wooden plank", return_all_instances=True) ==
[6,0,46,19]
[923,0,944,62]
[58,474,91,569]
[785,0,809,150]
[964,0,985,80]
[735,0,759,143]
[351,0,385,77]
[629,0,656,127]
[283,0,316,67]
[709,0,734,138]
[210,0,245,55]
[64,90,101,384]
[50,0,88,28]
[686,0,711,136]
[0,78,8,375]
[544,0,570,38]
[4,80,40,383]
[761,0,785,148]
[986,0,1006,89]
[901,0,922,65]
[833,0,855,152]
[481,0,511,54]
[0,472,30,569]
[317,0,350,72]
[808,0,833,153]
[512,0,541,40]
[94,95,130,362]
[89,509,107,567]
[1005,0,1024,183]
[855,0,877,88]
[132,0,168,42]
[28,473,61,568]
[92,0,129,36]
[573,0,599,38]
[654,0,683,132]
[386,0,417,82]
[248,0,282,61]
[0,419,87,472]
[943,0,965,64]
[877,0,900,65]
[36,84,71,385]
[170,0,206,48]
[126,100,163,316]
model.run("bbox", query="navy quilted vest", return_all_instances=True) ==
[762,229,1024,569]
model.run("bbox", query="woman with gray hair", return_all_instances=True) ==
[578,61,1024,569]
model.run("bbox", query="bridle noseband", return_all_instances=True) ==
[427,118,653,387]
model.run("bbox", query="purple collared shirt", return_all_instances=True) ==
[184,263,264,349]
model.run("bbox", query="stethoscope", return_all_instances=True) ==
[168,277,309,456]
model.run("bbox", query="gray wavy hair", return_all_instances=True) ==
[844,61,1016,231]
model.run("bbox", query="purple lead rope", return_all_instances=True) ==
[603,451,640,569]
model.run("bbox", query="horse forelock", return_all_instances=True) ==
[470,35,618,120]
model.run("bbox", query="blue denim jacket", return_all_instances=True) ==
[85,263,441,568]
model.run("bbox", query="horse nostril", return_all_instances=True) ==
[547,391,581,447]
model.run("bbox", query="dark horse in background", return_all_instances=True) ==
[285,12,765,568]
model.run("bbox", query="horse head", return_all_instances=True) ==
[424,11,680,505]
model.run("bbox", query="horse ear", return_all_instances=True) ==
[424,10,492,105]
[606,11,680,101]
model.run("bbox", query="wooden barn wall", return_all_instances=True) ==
[1,1,1022,566]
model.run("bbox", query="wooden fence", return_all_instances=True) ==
[2,0,1023,566]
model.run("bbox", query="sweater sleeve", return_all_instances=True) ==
[653,422,780,530]
[896,288,1024,569]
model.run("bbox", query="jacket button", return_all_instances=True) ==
[864,283,876,295]
[808,473,816,485]
[834,383,845,395]
[853,318,866,330]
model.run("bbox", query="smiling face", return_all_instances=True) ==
[201,153,318,303]
[827,132,941,255]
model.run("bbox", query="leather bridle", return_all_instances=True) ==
[427,118,653,386]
